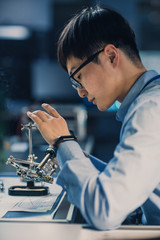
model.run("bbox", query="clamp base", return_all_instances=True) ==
[8,181,49,196]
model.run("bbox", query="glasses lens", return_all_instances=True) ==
[72,84,78,90]
[70,77,82,90]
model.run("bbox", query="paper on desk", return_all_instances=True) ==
[0,177,62,215]
[0,177,24,217]
[9,193,61,212]
[0,194,22,218]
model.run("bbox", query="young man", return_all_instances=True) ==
[27,6,160,230]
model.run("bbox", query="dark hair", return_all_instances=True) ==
[57,5,141,71]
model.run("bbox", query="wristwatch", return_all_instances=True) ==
[47,134,77,158]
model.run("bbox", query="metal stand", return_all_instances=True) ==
[7,122,58,196]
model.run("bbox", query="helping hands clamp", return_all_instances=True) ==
[6,122,58,184]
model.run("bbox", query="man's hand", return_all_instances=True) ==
[27,103,70,146]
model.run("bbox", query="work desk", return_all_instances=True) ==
[0,221,160,240]
[0,175,160,240]
[0,175,75,223]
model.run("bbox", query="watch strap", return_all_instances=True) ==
[53,134,77,156]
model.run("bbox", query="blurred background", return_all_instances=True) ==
[0,0,160,172]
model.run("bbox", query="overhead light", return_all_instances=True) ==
[0,25,31,40]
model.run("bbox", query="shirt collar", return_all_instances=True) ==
[116,70,159,122]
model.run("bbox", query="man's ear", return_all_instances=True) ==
[110,53,115,63]
[104,44,119,67]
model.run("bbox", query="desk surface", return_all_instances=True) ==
[0,221,160,240]
[0,175,75,222]
[0,176,160,240]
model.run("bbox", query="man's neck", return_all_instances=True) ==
[118,59,147,102]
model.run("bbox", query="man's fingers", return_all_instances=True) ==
[42,103,60,118]
[34,110,50,121]
[27,111,42,125]
[28,110,50,121]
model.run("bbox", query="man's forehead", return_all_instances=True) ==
[66,56,84,75]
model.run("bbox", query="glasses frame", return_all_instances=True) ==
[69,48,104,90]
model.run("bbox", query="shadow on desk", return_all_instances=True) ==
[80,225,160,240]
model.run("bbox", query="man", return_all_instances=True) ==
[27,6,160,230]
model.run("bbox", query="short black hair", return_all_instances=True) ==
[57,5,141,71]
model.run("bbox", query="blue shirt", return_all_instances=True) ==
[56,70,160,230]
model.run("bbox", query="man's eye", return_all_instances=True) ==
[77,74,81,80]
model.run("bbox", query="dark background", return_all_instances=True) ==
[0,0,160,168]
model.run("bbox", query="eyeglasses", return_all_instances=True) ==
[69,49,104,90]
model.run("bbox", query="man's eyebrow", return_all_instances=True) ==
[69,66,77,75]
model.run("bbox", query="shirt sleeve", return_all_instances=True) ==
[56,100,160,230]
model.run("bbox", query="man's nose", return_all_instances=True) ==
[77,87,87,98]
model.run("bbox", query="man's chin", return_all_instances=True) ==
[97,102,114,112]
[97,104,108,112]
